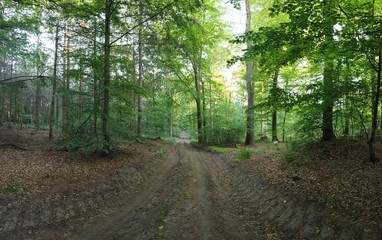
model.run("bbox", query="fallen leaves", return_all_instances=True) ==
[239,140,382,226]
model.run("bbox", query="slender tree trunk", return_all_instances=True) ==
[8,94,12,129]
[103,0,111,154]
[35,83,41,130]
[344,97,350,137]
[244,0,254,145]
[49,25,59,138]
[193,62,204,143]
[0,63,3,127]
[137,2,144,137]
[272,68,279,142]
[92,20,99,136]
[369,50,382,163]
[201,73,207,142]
[62,23,70,135]
[35,34,41,130]
[0,88,4,127]
[8,54,13,129]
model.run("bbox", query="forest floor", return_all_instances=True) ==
[0,128,381,239]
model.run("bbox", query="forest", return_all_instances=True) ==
[0,0,381,158]
[1,0,382,238]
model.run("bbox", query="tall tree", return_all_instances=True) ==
[49,25,59,139]
[137,1,144,137]
[103,0,111,153]
[271,68,279,142]
[244,0,254,145]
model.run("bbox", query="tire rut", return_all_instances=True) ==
[66,146,188,240]
[7,142,381,239]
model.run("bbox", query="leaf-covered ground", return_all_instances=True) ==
[237,139,382,228]
[0,128,164,199]
[1,128,381,236]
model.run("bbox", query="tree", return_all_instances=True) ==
[244,0,254,145]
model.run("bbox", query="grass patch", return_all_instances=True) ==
[233,148,253,163]
[253,140,286,155]
[207,146,236,154]
[162,136,177,143]
[42,171,62,180]
[156,148,166,157]
[323,195,337,207]
[0,181,25,194]
[157,203,171,223]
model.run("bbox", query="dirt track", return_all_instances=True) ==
[53,142,276,239]
[5,141,381,239]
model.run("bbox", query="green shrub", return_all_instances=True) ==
[208,146,236,154]
[233,148,253,163]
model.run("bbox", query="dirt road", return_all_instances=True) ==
[6,141,379,239]
[52,142,276,239]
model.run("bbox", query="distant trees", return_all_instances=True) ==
[231,0,382,161]
[1,0,381,160]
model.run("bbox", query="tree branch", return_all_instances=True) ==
[110,0,178,46]
[338,4,349,18]
[0,75,50,84]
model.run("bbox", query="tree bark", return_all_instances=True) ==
[62,23,71,135]
[272,68,279,142]
[137,2,144,137]
[244,0,254,146]
[49,25,59,138]
[321,1,337,142]
[35,33,41,130]
[368,49,381,163]
[92,19,99,136]
[321,59,336,141]
[201,71,207,142]
[193,61,204,143]
[103,0,111,154]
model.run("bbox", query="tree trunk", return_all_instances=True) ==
[35,83,41,130]
[0,88,4,128]
[193,62,204,143]
[369,49,381,163]
[62,23,70,135]
[272,68,279,142]
[35,34,41,130]
[92,19,99,136]
[103,0,111,154]
[321,2,337,142]
[321,59,336,141]
[244,0,254,146]
[49,25,59,139]
[137,2,144,137]
[201,72,207,142]
[8,94,12,129]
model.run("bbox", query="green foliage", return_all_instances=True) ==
[233,148,253,163]
[58,122,104,157]
[156,148,166,157]
[207,146,236,154]
[323,195,337,207]
[0,181,24,194]
[281,140,313,165]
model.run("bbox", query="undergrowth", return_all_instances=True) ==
[233,148,253,163]
[207,146,236,154]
